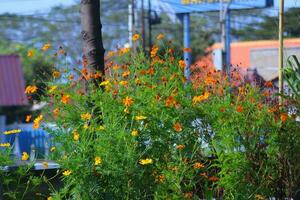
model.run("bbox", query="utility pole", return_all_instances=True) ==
[220,0,231,78]
[128,3,133,47]
[183,13,191,81]
[278,0,284,105]
[141,0,146,50]
[148,0,152,50]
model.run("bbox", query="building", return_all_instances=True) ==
[0,55,28,140]
[197,38,300,83]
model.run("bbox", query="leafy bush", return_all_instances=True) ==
[2,37,300,199]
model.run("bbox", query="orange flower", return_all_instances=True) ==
[119,81,128,87]
[151,45,159,58]
[205,76,217,85]
[25,85,38,94]
[192,92,210,104]
[27,50,34,57]
[41,43,51,51]
[262,90,270,97]
[193,162,205,169]
[236,105,244,113]
[93,72,102,79]
[156,33,165,40]
[61,94,70,104]
[156,174,165,183]
[122,70,130,78]
[268,107,277,113]
[25,115,32,123]
[176,144,185,150]
[178,60,186,69]
[184,192,193,199]
[68,74,74,81]
[209,176,219,182]
[220,107,226,112]
[165,96,176,107]
[52,71,61,78]
[183,47,192,53]
[280,113,288,123]
[53,108,60,117]
[173,122,182,132]
[264,81,273,87]
[122,96,133,107]
[200,172,208,178]
[132,34,140,41]
[33,115,43,129]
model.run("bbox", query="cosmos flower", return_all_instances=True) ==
[3,129,21,135]
[173,122,182,132]
[22,152,29,161]
[95,156,102,165]
[139,158,153,165]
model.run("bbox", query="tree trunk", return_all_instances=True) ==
[80,0,105,75]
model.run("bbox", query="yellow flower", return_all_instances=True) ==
[139,158,153,165]
[61,94,70,104]
[156,33,165,40]
[0,143,10,147]
[122,96,133,107]
[42,162,49,168]
[73,129,80,141]
[49,85,58,93]
[33,115,43,129]
[50,146,56,152]
[173,122,182,132]
[95,156,102,165]
[3,129,21,135]
[192,92,210,104]
[255,194,265,200]
[22,152,29,161]
[25,85,38,94]
[41,43,51,51]
[81,113,92,120]
[83,123,89,129]
[27,50,34,57]
[62,170,72,176]
[100,80,110,86]
[131,129,138,137]
[25,115,32,123]
[47,197,53,200]
[132,34,140,41]
[135,116,147,121]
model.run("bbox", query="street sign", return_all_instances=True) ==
[160,0,273,13]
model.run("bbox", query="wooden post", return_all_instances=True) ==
[278,0,284,105]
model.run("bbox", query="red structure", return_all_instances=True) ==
[0,55,28,106]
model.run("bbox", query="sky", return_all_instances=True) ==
[0,0,299,15]
[0,0,77,14]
